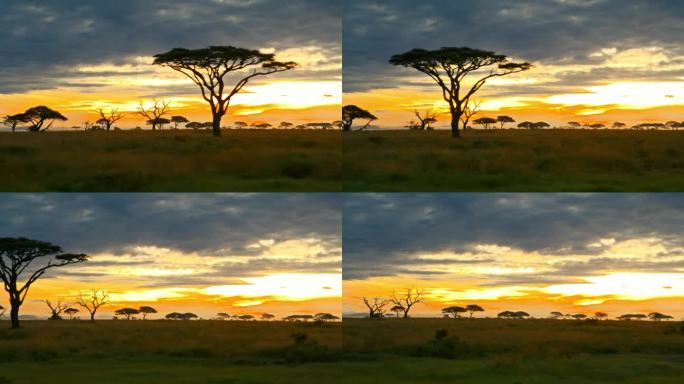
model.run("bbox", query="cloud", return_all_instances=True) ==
[343,0,684,94]
[0,193,341,285]
[343,194,684,280]
[0,0,340,94]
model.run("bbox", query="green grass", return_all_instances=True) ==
[0,130,341,192]
[1,319,682,383]
[343,130,684,191]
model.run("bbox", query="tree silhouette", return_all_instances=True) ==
[391,288,424,318]
[171,116,189,130]
[532,122,550,129]
[359,297,389,318]
[408,109,439,130]
[568,122,582,129]
[22,106,68,132]
[465,304,484,318]
[166,312,198,320]
[648,312,673,321]
[95,108,125,131]
[233,121,248,129]
[0,238,87,328]
[115,308,140,320]
[342,105,377,131]
[612,122,626,129]
[261,313,275,321]
[279,121,294,129]
[460,99,481,130]
[442,306,466,318]
[139,306,157,320]
[390,305,405,318]
[138,100,170,131]
[498,311,529,319]
[45,299,67,320]
[594,312,608,320]
[497,116,515,129]
[390,47,531,137]
[518,121,534,129]
[64,307,79,320]
[77,290,109,321]
[572,314,588,320]
[148,117,171,130]
[2,113,27,132]
[617,313,647,321]
[0,305,5,319]
[550,311,564,319]
[186,122,203,129]
[314,313,340,322]
[473,117,497,130]
[153,46,296,137]
[238,314,255,321]
[589,123,605,129]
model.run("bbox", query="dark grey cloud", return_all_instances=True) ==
[343,194,684,279]
[343,0,684,93]
[0,193,341,280]
[0,0,340,93]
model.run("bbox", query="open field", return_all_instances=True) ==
[1,319,683,383]
[0,320,342,384]
[0,130,341,192]
[338,318,684,383]
[343,130,684,191]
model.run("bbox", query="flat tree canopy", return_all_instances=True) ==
[21,106,68,132]
[342,105,377,131]
[153,46,297,137]
[390,47,531,137]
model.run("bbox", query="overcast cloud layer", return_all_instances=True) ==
[0,0,340,94]
[0,193,341,285]
[343,194,684,281]
[343,0,684,93]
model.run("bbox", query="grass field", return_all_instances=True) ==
[0,130,341,192]
[343,130,684,191]
[340,318,684,383]
[0,320,342,384]
[1,319,682,383]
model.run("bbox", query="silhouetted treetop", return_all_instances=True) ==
[390,47,531,137]
[342,105,377,131]
[22,106,68,132]
[153,46,297,137]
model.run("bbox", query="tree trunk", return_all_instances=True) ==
[10,302,20,329]
[90,312,95,321]
[451,113,460,138]
[212,113,222,138]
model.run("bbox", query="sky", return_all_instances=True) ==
[0,194,341,320]
[343,194,684,319]
[343,0,684,128]
[0,0,341,129]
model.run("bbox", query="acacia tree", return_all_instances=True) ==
[568,122,582,129]
[594,312,608,320]
[77,289,110,321]
[171,116,189,129]
[390,47,531,137]
[95,108,125,131]
[45,299,67,320]
[153,46,296,137]
[261,313,275,321]
[497,116,515,129]
[648,312,674,321]
[359,296,389,318]
[115,308,140,320]
[550,311,564,319]
[138,100,170,131]
[0,304,6,319]
[612,122,626,129]
[2,114,27,132]
[139,306,157,320]
[342,105,377,131]
[465,304,484,318]
[473,117,497,130]
[442,306,466,318]
[390,305,405,318]
[0,238,87,328]
[315,313,340,322]
[391,288,424,318]
[64,307,79,320]
[408,109,439,130]
[22,106,68,132]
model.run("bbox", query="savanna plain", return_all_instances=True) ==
[1,318,683,383]
[343,130,684,192]
[0,130,341,192]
